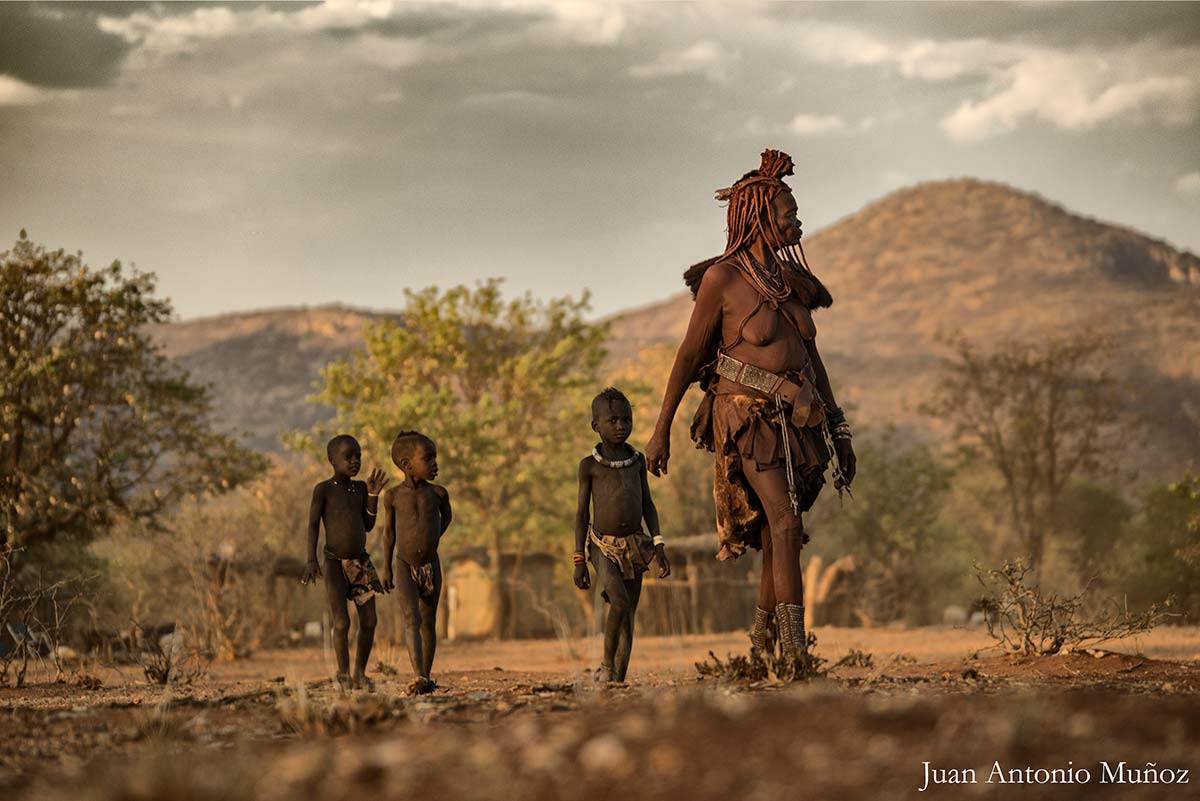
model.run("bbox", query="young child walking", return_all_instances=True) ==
[380,430,452,695]
[573,387,670,683]
[301,434,389,690]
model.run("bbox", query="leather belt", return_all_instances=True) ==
[714,352,824,428]
[716,352,797,396]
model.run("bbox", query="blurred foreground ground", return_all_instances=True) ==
[4,626,1199,801]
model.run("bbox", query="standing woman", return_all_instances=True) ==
[645,149,856,662]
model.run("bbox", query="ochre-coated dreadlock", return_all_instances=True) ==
[683,148,832,310]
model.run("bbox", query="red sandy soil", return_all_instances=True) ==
[3,626,1199,801]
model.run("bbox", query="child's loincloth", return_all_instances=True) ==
[588,526,656,581]
[409,562,438,599]
[324,547,384,606]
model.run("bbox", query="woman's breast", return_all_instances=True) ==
[739,304,778,345]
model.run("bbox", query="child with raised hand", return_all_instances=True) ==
[574,387,670,683]
[301,434,389,691]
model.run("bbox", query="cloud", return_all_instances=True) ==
[0,75,50,106]
[940,46,1200,142]
[0,4,130,88]
[1176,171,1200,199]
[777,15,1200,142]
[789,113,847,136]
[628,41,735,83]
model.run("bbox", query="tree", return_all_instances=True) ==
[301,280,606,636]
[1123,475,1200,619]
[810,430,967,624]
[0,231,263,554]
[923,330,1123,576]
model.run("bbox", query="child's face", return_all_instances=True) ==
[592,400,633,445]
[329,441,362,478]
[403,442,439,482]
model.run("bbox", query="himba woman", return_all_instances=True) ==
[645,148,856,663]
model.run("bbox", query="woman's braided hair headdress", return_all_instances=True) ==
[683,148,832,310]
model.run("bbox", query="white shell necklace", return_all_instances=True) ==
[592,444,641,469]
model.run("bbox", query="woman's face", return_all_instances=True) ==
[770,190,803,246]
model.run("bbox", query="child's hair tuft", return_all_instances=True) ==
[391,430,435,467]
[592,387,631,420]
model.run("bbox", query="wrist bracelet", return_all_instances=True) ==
[367,492,379,498]
[652,534,665,546]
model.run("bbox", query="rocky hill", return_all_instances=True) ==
[152,179,1200,478]
[150,306,399,452]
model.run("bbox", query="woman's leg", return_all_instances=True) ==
[740,460,808,656]
[740,463,805,605]
[750,525,777,654]
[758,523,777,609]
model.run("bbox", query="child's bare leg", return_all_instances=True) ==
[590,544,628,681]
[323,560,352,681]
[418,557,442,679]
[613,575,643,682]
[394,559,425,679]
[352,597,377,684]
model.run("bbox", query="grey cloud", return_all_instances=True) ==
[768,1,1200,47]
[0,3,130,88]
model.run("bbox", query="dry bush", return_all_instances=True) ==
[974,559,1175,656]
[275,682,400,736]
[1,547,94,686]
[136,623,210,685]
[695,632,829,683]
[92,457,328,662]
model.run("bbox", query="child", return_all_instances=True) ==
[380,430,452,695]
[573,387,670,683]
[301,434,389,690]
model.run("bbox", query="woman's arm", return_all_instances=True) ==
[803,337,856,484]
[803,337,839,414]
[646,267,726,475]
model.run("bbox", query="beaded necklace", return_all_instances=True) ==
[591,445,641,469]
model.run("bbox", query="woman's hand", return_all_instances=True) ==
[645,429,671,476]
[835,439,856,486]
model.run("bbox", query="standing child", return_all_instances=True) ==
[380,430,452,695]
[574,387,671,683]
[301,434,389,690]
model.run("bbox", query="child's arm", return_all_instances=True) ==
[302,483,325,585]
[641,459,670,578]
[437,485,453,534]
[573,459,592,590]
[379,489,395,592]
[362,468,389,532]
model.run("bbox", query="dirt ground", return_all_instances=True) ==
[4,625,1199,801]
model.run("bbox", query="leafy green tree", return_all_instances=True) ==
[923,331,1122,576]
[1053,480,1132,584]
[301,280,606,634]
[0,231,263,554]
[810,430,969,623]
[1123,476,1200,618]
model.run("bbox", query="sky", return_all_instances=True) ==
[1,1,1198,320]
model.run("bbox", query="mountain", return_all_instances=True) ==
[149,306,399,452]
[151,179,1200,478]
